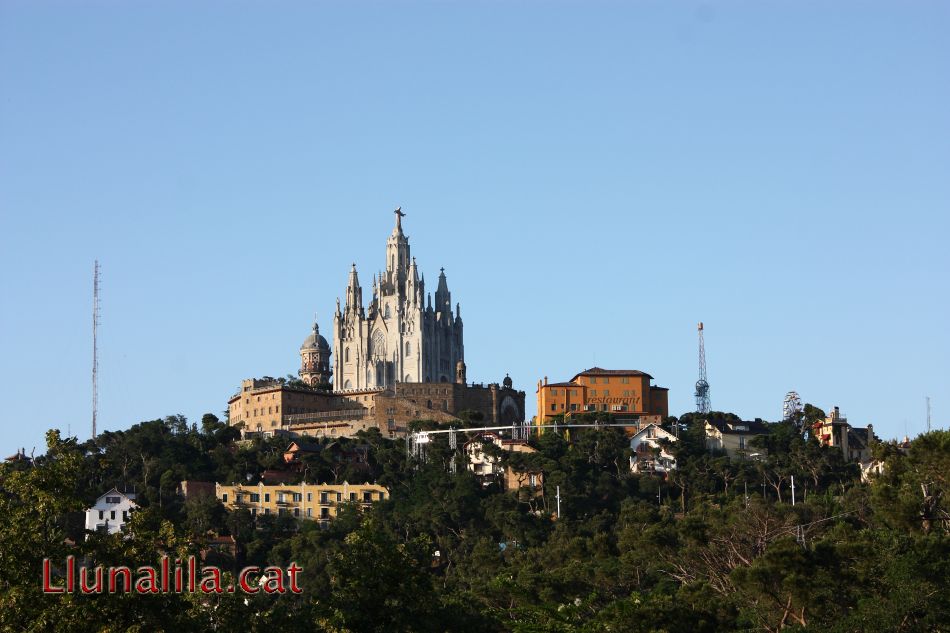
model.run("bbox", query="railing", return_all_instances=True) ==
[284,409,369,425]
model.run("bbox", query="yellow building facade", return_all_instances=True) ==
[535,367,669,426]
[215,482,388,523]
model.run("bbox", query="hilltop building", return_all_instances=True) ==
[85,488,137,535]
[464,433,543,493]
[4,448,31,465]
[704,419,770,458]
[535,367,669,426]
[629,423,678,474]
[215,482,388,524]
[333,209,464,390]
[812,406,876,463]
[227,210,525,439]
[299,321,332,388]
[228,375,525,439]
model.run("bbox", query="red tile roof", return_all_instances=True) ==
[571,367,654,381]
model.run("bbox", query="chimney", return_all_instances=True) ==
[544,376,548,385]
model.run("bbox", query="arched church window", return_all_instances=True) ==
[405,342,411,356]
[345,347,350,362]
[384,305,391,319]
[372,330,386,357]
[344,379,352,389]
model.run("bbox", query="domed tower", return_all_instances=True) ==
[300,320,332,389]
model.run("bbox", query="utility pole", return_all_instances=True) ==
[556,485,561,520]
[791,475,805,546]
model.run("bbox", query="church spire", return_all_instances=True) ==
[345,263,362,315]
[435,267,451,313]
[407,257,420,305]
[386,208,411,294]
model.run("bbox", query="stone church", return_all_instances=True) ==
[228,208,526,439]
[330,209,465,391]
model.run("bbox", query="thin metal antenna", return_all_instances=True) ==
[92,260,100,440]
[926,396,931,433]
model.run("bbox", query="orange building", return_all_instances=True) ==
[535,367,668,427]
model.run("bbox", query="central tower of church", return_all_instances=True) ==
[332,209,465,391]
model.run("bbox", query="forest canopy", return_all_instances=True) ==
[1,412,948,632]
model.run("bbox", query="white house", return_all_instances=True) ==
[629,423,677,474]
[85,488,137,535]
[464,433,507,480]
[463,432,542,492]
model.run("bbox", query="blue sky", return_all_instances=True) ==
[1,1,947,455]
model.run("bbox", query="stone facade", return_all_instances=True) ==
[299,322,332,387]
[227,208,525,440]
[332,210,464,390]
[229,376,526,440]
[228,378,338,435]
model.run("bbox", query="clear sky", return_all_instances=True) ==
[1,1,948,456]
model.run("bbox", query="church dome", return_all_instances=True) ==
[301,323,330,351]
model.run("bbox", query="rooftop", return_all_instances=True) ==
[706,419,770,435]
[573,367,653,379]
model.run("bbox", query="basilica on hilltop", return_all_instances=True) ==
[332,208,465,390]
[228,209,524,440]
[297,209,466,391]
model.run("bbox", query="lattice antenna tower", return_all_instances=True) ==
[92,260,100,440]
[694,322,710,414]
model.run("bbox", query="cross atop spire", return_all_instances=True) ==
[394,207,406,232]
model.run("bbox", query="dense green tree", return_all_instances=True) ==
[4,415,950,632]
